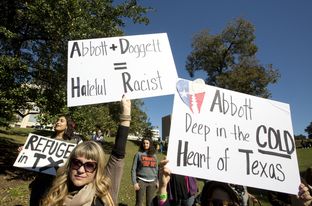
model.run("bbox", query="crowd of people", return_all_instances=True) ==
[17,96,312,206]
[157,159,312,206]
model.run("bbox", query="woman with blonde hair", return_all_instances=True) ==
[41,96,131,206]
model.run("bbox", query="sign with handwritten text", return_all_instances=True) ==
[166,78,300,194]
[13,133,77,175]
[67,33,178,107]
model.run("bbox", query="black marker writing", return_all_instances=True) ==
[39,157,63,172]
[119,38,161,58]
[217,148,229,171]
[121,71,163,93]
[185,113,210,141]
[71,77,107,98]
[238,149,285,182]
[177,140,210,169]
[210,89,253,120]
[256,125,294,158]
[25,135,76,159]
[70,41,108,58]
[231,124,250,141]
[32,153,46,169]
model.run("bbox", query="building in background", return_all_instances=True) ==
[127,128,161,142]
[11,103,41,128]
[9,84,46,129]
[151,128,160,141]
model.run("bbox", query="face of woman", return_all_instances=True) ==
[205,188,239,206]
[69,156,97,187]
[142,140,150,150]
[54,116,67,133]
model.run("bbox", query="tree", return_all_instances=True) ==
[294,134,306,140]
[129,99,154,138]
[305,122,312,139]
[0,0,153,134]
[186,18,280,98]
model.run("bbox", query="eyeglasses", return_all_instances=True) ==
[70,158,97,173]
[206,199,239,206]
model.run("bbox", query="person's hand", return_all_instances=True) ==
[248,193,259,204]
[120,95,131,126]
[158,158,170,194]
[298,183,312,206]
[120,95,131,116]
[17,146,23,153]
[134,183,140,191]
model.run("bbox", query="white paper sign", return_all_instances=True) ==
[13,133,77,175]
[67,33,178,107]
[166,78,300,194]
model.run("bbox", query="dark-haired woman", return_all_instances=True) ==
[132,137,159,206]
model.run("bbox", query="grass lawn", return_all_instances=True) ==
[0,127,311,206]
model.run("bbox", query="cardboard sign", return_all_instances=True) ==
[67,33,178,107]
[166,78,300,194]
[14,133,77,175]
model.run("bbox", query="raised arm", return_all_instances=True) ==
[111,95,131,158]
[106,95,131,204]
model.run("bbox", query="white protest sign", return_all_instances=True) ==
[67,33,178,107]
[14,133,76,175]
[166,78,300,194]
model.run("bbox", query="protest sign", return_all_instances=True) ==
[13,133,77,175]
[166,78,300,194]
[67,33,178,107]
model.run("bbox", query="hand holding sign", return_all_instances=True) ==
[14,133,77,175]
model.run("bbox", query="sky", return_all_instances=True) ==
[123,0,312,137]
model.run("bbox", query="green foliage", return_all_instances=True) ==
[129,99,154,137]
[0,0,153,134]
[186,18,280,98]
[70,99,154,139]
[295,134,306,140]
[305,122,312,139]
[297,148,312,171]
[70,104,112,138]
[34,99,154,139]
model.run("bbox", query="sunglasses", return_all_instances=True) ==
[70,158,97,173]
[206,199,239,206]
